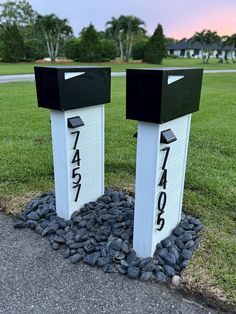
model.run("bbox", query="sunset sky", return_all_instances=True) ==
[0,0,235,39]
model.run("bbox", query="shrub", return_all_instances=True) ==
[2,24,25,62]
[100,39,117,60]
[25,39,47,61]
[167,54,178,59]
[64,38,80,60]
[132,41,148,60]
[144,24,167,64]
[0,40,4,59]
[79,24,101,62]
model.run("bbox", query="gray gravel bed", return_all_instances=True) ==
[14,189,204,284]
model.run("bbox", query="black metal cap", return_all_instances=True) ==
[34,66,111,111]
[126,68,203,124]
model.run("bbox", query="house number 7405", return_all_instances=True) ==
[156,146,170,231]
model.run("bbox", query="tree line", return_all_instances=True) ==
[0,0,235,64]
[0,0,167,63]
[65,21,166,64]
[0,0,73,62]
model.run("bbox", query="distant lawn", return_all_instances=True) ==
[0,74,235,306]
[0,58,236,75]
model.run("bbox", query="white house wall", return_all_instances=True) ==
[168,48,236,59]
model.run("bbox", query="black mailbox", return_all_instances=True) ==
[126,68,203,124]
[34,66,111,111]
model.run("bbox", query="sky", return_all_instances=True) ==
[0,0,235,39]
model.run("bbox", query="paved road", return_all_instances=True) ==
[0,69,236,83]
[0,72,124,83]
[0,212,220,314]
[0,73,35,83]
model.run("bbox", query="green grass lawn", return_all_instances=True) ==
[0,58,236,75]
[0,74,235,306]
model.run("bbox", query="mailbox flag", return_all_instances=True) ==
[167,75,184,85]
[64,72,85,80]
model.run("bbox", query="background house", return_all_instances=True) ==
[167,39,236,60]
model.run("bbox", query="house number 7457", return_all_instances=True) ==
[71,130,82,202]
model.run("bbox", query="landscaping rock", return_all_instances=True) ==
[102,264,117,273]
[175,239,184,250]
[163,265,176,277]
[173,226,184,236]
[63,248,70,259]
[120,260,129,269]
[14,221,26,229]
[168,246,179,261]
[188,217,201,226]
[158,249,176,265]
[127,266,141,279]
[48,221,59,233]
[140,271,153,281]
[83,252,101,267]
[142,262,157,272]
[18,212,27,222]
[185,240,195,249]
[84,241,96,254]
[14,190,203,285]
[194,224,204,233]
[172,275,182,287]
[180,259,190,269]
[110,191,120,203]
[52,242,60,250]
[35,224,44,235]
[74,228,87,242]
[121,240,130,254]
[69,253,83,264]
[107,238,123,251]
[53,235,66,244]
[155,271,167,282]
[140,257,152,268]
[27,211,40,221]
[26,220,38,230]
[161,238,172,248]
[97,256,111,267]
[126,250,136,264]
[178,233,193,243]
[182,249,192,260]
[180,221,194,230]
[116,264,127,275]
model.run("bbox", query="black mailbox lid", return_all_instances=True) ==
[126,68,203,124]
[34,66,111,111]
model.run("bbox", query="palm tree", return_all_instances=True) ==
[204,30,221,63]
[35,14,72,61]
[193,29,220,64]
[106,15,146,62]
[221,35,230,62]
[222,34,236,62]
[122,15,146,61]
[106,16,125,60]
[192,30,207,63]
[230,34,236,62]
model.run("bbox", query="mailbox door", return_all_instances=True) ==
[59,68,111,110]
[160,69,203,123]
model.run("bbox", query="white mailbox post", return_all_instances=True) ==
[126,68,203,258]
[34,66,111,219]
